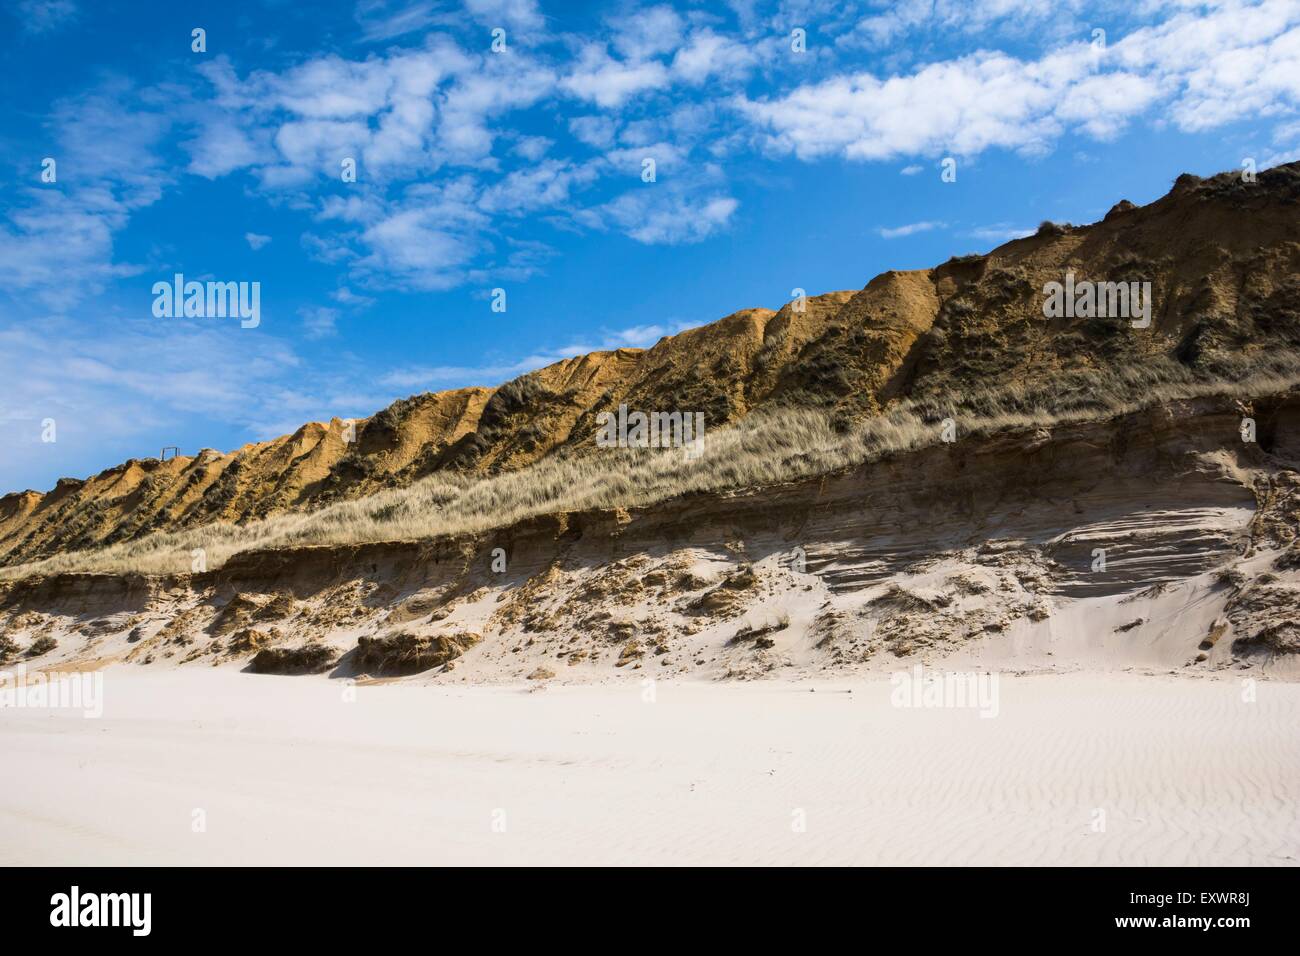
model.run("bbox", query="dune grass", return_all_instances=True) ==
[3,354,1298,581]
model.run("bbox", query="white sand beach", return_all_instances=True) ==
[1,666,1297,866]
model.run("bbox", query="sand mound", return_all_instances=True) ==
[248,644,337,675]
[353,631,481,676]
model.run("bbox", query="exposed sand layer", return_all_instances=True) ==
[2,667,1296,866]
[5,392,1299,682]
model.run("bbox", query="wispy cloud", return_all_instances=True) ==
[380,321,693,391]
[967,223,1036,244]
[579,177,739,245]
[0,315,329,489]
[298,305,340,339]
[352,1,439,42]
[0,79,171,309]
[15,0,77,34]
[878,220,945,238]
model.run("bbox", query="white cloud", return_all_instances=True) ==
[672,28,757,84]
[608,5,685,60]
[569,114,620,148]
[561,44,670,108]
[967,223,1036,243]
[379,321,691,390]
[270,56,396,119]
[188,39,560,186]
[878,220,946,238]
[588,188,739,245]
[599,322,688,347]
[1115,0,1300,132]
[366,52,446,170]
[245,232,273,250]
[330,286,376,307]
[1053,71,1164,138]
[742,2,1300,163]
[740,49,1097,161]
[354,181,488,290]
[12,26,740,304]
[187,42,474,181]
[437,57,556,164]
[186,117,265,179]
[298,305,340,339]
[478,160,598,214]
[513,134,553,160]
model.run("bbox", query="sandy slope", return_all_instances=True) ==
[1,667,1296,866]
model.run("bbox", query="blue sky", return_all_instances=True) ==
[1,0,1298,493]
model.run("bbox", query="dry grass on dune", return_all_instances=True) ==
[5,355,1299,581]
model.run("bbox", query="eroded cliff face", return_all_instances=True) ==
[5,163,1299,568]
[4,393,1298,678]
